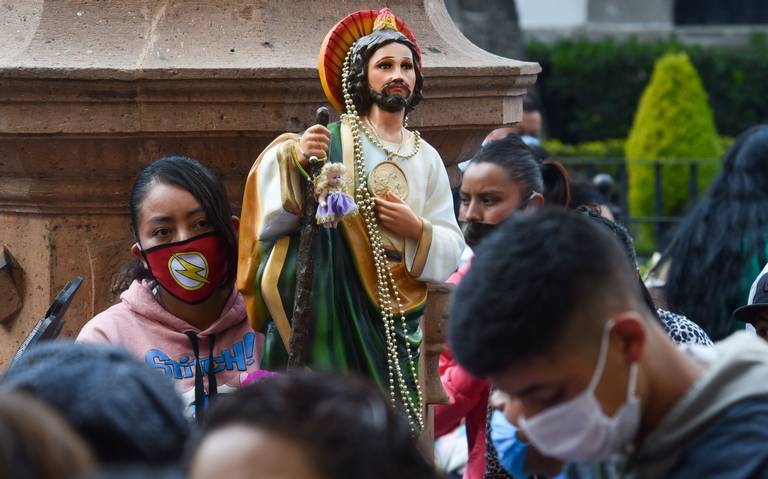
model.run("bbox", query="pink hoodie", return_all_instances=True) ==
[77,279,263,417]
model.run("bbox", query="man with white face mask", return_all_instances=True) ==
[449,208,768,478]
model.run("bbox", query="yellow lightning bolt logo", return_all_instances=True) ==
[170,253,210,290]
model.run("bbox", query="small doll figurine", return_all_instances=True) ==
[315,162,358,228]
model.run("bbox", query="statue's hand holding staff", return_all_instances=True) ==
[297,125,331,167]
[288,107,331,369]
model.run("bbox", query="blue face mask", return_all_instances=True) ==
[490,409,529,479]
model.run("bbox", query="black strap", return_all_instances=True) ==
[184,331,219,422]
[207,334,218,405]
[184,331,206,422]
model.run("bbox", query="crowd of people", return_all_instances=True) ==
[5,125,768,479]
[4,7,768,479]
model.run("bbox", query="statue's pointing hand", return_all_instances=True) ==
[297,124,331,167]
[374,192,423,240]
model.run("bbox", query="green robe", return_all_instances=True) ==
[238,116,464,423]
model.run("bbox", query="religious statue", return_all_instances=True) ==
[237,8,464,430]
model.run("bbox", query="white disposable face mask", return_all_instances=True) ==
[518,320,641,463]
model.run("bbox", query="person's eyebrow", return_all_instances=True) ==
[146,215,173,224]
[478,189,506,196]
[146,207,204,224]
[185,207,205,219]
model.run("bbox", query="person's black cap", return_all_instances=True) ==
[733,271,768,324]
[1,341,189,466]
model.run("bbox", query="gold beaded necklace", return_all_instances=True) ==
[341,44,424,432]
[360,119,421,162]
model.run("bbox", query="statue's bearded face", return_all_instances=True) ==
[347,29,423,116]
[365,42,417,113]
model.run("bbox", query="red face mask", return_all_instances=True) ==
[141,232,228,304]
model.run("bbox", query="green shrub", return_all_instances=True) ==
[542,138,625,158]
[625,52,722,253]
[542,139,626,181]
[542,137,733,158]
[528,35,768,144]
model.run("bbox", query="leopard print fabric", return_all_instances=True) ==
[657,308,713,346]
[484,402,516,479]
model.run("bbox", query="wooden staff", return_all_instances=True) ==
[287,106,330,369]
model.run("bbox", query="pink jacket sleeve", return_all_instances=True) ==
[434,347,489,438]
[75,309,115,343]
[76,316,115,344]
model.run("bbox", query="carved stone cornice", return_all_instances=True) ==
[0,71,536,135]
[0,0,538,137]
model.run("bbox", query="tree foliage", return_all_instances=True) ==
[529,35,768,143]
[625,52,722,251]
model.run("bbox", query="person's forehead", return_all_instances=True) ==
[139,182,202,220]
[191,426,322,479]
[461,163,518,191]
[142,182,196,206]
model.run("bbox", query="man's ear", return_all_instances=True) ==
[130,242,143,260]
[231,216,240,234]
[610,311,647,365]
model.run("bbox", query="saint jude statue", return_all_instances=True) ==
[238,8,464,430]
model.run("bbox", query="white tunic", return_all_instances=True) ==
[256,122,464,284]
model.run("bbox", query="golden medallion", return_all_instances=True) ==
[367,161,409,200]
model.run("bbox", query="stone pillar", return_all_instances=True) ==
[418,283,453,455]
[0,0,538,366]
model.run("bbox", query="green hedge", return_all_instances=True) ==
[542,137,734,158]
[528,35,768,144]
[541,138,626,181]
[542,138,625,158]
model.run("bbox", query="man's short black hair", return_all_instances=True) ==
[448,208,642,377]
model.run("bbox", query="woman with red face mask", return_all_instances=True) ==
[78,156,263,420]
[436,136,569,479]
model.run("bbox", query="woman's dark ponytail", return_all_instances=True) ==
[540,159,571,207]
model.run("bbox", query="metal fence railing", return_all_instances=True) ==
[557,157,721,254]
